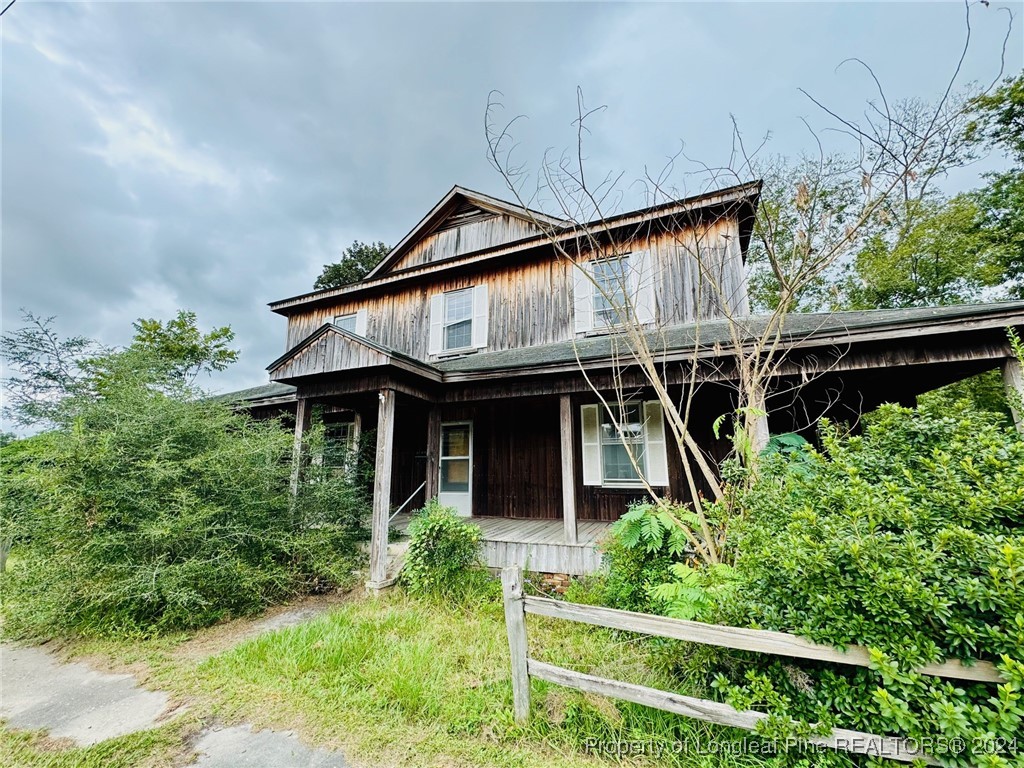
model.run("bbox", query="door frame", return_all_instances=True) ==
[438,420,473,517]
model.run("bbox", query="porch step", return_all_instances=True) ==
[385,541,409,582]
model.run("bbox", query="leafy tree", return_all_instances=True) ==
[967,73,1024,298]
[0,311,105,428]
[314,240,390,289]
[842,195,1005,309]
[1,310,237,428]
[128,310,237,382]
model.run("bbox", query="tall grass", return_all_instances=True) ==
[189,586,791,768]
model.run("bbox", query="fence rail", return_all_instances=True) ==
[501,567,1004,765]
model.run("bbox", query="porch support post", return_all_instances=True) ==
[559,394,578,545]
[289,397,313,497]
[1004,356,1024,434]
[368,388,396,591]
[425,407,441,501]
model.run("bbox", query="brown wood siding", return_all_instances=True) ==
[389,214,544,272]
[427,388,734,523]
[271,330,391,381]
[284,218,747,357]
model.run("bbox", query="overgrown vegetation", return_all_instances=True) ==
[711,403,1024,767]
[402,499,491,597]
[0,312,370,639]
[592,397,1024,766]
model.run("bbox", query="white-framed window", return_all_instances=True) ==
[581,400,669,488]
[599,402,646,484]
[443,288,473,350]
[573,250,655,334]
[334,314,357,333]
[333,308,367,336]
[591,256,631,328]
[428,285,489,355]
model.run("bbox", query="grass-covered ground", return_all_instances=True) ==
[2,585,797,768]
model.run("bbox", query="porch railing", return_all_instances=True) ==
[389,481,426,526]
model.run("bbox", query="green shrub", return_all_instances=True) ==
[713,402,1024,766]
[1,386,370,639]
[598,501,699,614]
[402,500,483,596]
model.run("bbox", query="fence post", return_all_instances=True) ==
[502,566,530,722]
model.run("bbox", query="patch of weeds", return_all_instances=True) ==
[0,719,195,768]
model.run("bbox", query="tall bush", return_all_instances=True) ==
[713,403,1024,766]
[402,500,484,597]
[1,315,371,639]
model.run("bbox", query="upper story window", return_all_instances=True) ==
[591,256,631,328]
[573,250,655,334]
[334,313,357,333]
[443,288,473,350]
[428,285,489,355]
[333,308,367,336]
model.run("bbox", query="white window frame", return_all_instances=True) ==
[580,400,669,489]
[428,285,489,356]
[333,308,367,336]
[442,287,474,352]
[597,401,647,487]
[438,421,473,495]
[591,255,632,330]
[573,250,655,335]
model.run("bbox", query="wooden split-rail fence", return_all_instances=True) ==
[500,567,1003,765]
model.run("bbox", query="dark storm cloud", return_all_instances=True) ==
[3,1,1020,407]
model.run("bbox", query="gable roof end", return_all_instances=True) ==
[363,185,567,280]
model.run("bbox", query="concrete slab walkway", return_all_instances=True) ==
[191,724,347,767]
[1,600,351,766]
[1,644,170,746]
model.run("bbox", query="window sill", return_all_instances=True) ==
[578,323,654,339]
[433,347,481,360]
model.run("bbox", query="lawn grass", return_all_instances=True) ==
[173,588,775,767]
[3,582,803,768]
[0,719,195,768]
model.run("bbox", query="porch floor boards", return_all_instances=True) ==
[392,514,611,546]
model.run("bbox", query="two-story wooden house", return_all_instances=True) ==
[241,182,1024,588]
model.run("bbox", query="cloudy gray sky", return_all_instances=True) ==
[2,0,1022,404]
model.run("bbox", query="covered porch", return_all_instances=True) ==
[261,302,1024,592]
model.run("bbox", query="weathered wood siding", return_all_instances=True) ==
[389,213,543,272]
[285,218,748,356]
[272,329,391,380]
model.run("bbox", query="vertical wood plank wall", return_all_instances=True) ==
[284,219,746,356]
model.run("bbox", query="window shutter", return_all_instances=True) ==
[471,284,489,349]
[630,249,656,325]
[573,262,593,334]
[428,293,444,355]
[643,400,670,487]
[580,404,602,486]
[354,308,368,337]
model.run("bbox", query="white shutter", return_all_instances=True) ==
[573,262,593,334]
[428,293,444,355]
[643,400,670,487]
[580,404,602,486]
[354,308,368,337]
[630,249,656,325]
[471,284,489,349]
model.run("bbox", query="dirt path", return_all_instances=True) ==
[1,596,351,767]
